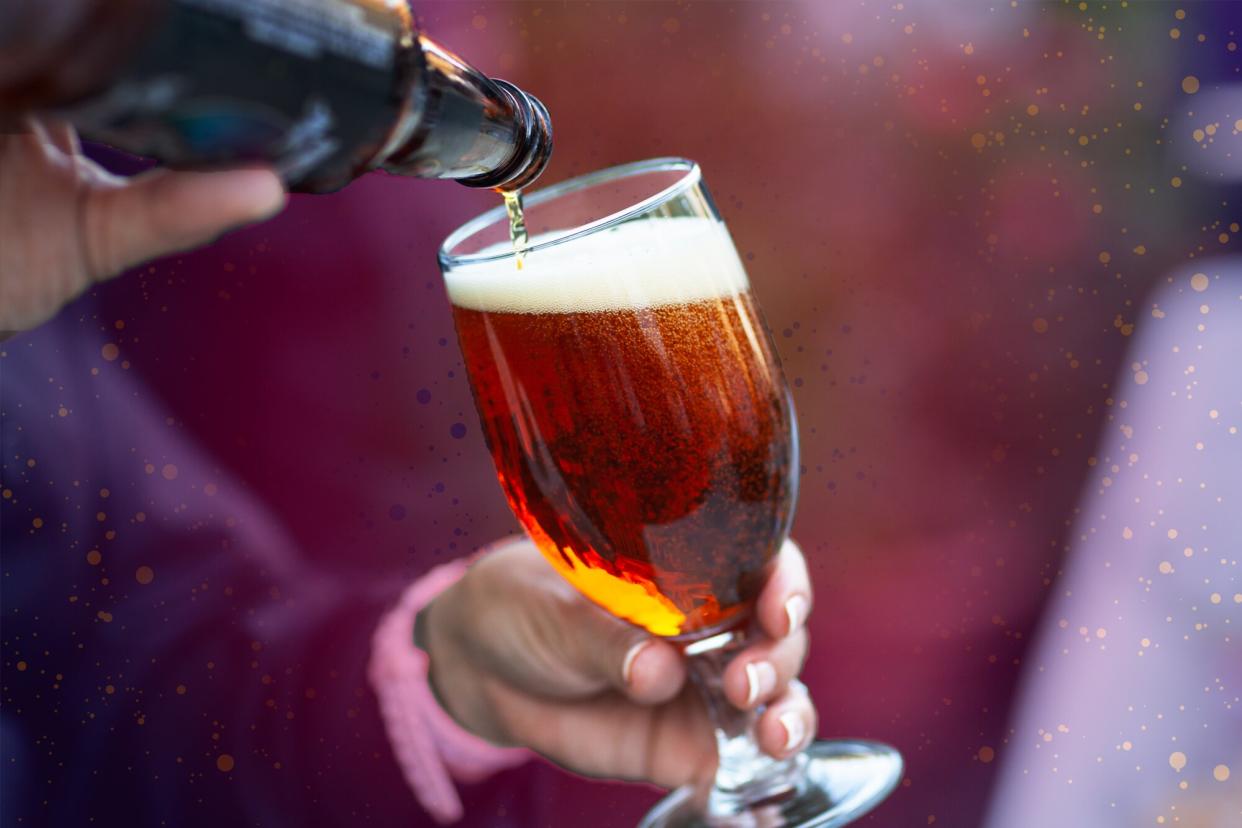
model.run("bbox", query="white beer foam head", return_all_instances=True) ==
[444,217,751,313]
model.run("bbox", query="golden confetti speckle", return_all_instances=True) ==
[1,489,10,499]
[1170,177,1182,188]
[1032,317,1048,333]
[1209,593,1221,604]
[1170,28,1180,39]
[978,746,995,763]
[1140,637,1151,647]
[470,13,487,30]
[32,517,43,529]
[217,754,235,772]
[144,463,155,474]
[1190,273,1209,291]
[1099,251,1112,264]
[1175,8,1186,20]
[1095,627,1107,639]
[16,661,26,671]
[86,550,102,565]
[100,488,110,498]
[970,132,987,149]
[1027,104,1039,116]
[1123,527,1134,539]
[1170,751,1187,771]
[1182,75,1200,94]
[162,464,178,480]
[176,684,187,695]
[205,482,218,496]
[101,343,119,361]
[135,566,154,585]
[1167,528,1178,539]
[1159,561,1174,574]
[97,610,113,623]
[57,406,68,417]
[1213,764,1230,782]
[1134,370,1149,385]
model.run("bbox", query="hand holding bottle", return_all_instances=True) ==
[0,117,285,336]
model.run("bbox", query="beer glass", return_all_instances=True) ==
[438,159,902,827]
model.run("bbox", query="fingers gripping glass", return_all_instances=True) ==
[439,159,902,827]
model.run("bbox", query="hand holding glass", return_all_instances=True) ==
[438,159,901,827]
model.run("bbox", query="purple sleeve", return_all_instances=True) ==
[1,321,518,825]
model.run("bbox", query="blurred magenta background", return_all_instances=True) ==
[5,1,1241,825]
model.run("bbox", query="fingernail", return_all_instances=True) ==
[622,640,649,686]
[784,594,809,636]
[780,710,808,754]
[744,660,777,706]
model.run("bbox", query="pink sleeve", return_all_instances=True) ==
[368,557,530,824]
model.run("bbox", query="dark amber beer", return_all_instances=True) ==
[449,218,797,637]
[444,162,902,828]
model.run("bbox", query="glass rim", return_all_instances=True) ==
[438,157,702,268]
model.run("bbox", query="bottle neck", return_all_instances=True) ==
[379,34,552,191]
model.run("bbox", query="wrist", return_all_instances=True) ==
[417,583,490,739]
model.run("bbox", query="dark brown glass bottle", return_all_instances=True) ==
[0,0,552,193]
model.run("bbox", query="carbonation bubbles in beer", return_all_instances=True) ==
[447,218,797,637]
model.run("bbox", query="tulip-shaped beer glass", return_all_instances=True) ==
[438,159,902,827]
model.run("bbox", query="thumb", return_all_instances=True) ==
[561,601,687,706]
[80,167,286,281]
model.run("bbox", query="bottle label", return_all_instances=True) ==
[63,0,414,192]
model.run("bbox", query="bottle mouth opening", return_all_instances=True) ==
[440,157,702,269]
[458,81,554,192]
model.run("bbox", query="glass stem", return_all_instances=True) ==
[684,627,804,818]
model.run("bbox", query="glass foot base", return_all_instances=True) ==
[639,739,903,828]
